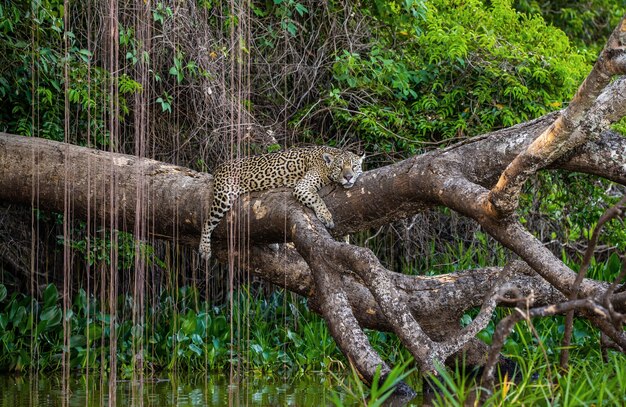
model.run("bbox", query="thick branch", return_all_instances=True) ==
[2,120,625,383]
[220,244,572,330]
[481,296,626,389]
[280,209,414,393]
[0,132,213,245]
[281,204,490,376]
[488,15,626,217]
[0,10,624,393]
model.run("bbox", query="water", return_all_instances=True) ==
[0,372,343,406]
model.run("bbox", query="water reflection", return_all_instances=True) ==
[0,372,341,406]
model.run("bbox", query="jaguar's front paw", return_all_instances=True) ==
[319,214,335,229]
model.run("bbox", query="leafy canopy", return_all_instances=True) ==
[326,0,591,154]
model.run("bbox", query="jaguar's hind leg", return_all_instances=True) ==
[199,183,239,260]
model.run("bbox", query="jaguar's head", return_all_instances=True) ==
[323,150,365,189]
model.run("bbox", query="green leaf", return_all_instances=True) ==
[181,315,196,335]
[40,306,62,329]
[35,320,48,335]
[75,289,87,314]
[12,305,26,326]
[287,329,303,348]
[46,80,60,93]
[188,343,202,356]
[607,252,622,276]
[43,284,58,308]
[294,3,308,16]
[191,333,203,345]
[0,284,7,303]
[70,334,86,348]
[87,324,102,342]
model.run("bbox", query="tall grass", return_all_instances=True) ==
[429,346,626,406]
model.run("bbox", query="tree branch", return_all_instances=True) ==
[561,196,626,370]
[488,15,626,217]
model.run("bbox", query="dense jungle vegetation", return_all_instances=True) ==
[1,0,626,404]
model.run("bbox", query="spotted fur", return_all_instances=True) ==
[199,146,364,259]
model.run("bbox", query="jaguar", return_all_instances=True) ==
[199,146,364,259]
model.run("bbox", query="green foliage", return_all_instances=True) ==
[365,0,427,36]
[330,359,417,406]
[429,345,626,406]
[0,1,132,146]
[152,2,173,26]
[461,253,622,361]
[0,284,348,375]
[612,116,626,136]
[0,1,624,403]
[2,0,619,160]
[513,0,626,49]
[519,172,626,254]
[1,273,623,405]
[0,282,409,376]
[429,362,476,407]
[229,289,345,374]
[324,0,591,154]
[57,226,166,270]
[252,0,310,37]
[156,91,173,113]
[0,283,64,371]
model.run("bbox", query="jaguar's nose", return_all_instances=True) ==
[344,174,353,182]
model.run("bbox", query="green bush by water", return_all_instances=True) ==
[0,283,350,375]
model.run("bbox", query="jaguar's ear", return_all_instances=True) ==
[322,152,334,167]
[359,153,366,164]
